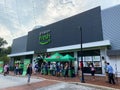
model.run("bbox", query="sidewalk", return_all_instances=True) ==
[8,72,120,89]
[35,73,120,89]
[0,80,58,90]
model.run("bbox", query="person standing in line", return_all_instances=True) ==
[40,63,44,75]
[15,63,19,75]
[56,63,60,77]
[79,61,83,78]
[90,63,95,80]
[3,64,8,76]
[50,63,53,75]
[104,61,108,82]
[6,64,9,74]
[34,63,38,75]
[64,63,69,78]
[107,63,115,84]
[26,64,32,84]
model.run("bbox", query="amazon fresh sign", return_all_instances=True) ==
[39,30,51,45]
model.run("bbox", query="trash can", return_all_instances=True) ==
[62,70,65,76]
[53,70,56,76]
[71,69,75,77]
[43,68,47,75]
[48,69,50,75]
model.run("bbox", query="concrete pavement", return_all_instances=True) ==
[36,82,103,90]
[0,74,119,90]
[0,74,44,89]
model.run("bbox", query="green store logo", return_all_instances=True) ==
[39,30,51,45]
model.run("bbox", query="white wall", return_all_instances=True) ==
[74,51,78,75]
[100,47,107,74]
[100,47,120,77]
[106,55,120,77]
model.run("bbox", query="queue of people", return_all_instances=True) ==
[24,61,116,85]
[2,60,116,85]
[13,63,24,75]
[40,62,75,77]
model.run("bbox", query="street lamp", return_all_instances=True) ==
[79,26,85,83]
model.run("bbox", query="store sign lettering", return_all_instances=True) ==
[39,30,51,45]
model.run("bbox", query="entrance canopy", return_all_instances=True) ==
[44,53,76,62]
[8,51,34,57]
[60,54,76,62]
[44,52,63,62]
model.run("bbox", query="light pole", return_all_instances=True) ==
[79,26,85,83]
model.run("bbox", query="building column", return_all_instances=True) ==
[74,51,78,75]
[100,47,107,74]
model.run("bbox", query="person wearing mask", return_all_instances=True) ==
[107,63,115,84]
[26,64,32,84]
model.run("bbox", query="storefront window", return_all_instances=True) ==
[93,56,101,67]
[79,56,101,67]
[83,56,92,67]
[78,49,102,74]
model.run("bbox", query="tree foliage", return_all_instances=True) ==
[0,55,10,64]
[0,37,11,63]
[0,37,7,47]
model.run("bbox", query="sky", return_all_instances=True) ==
[0,0,120,47]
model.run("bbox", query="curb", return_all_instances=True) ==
[69,82,119,90]
[39,77,119,90]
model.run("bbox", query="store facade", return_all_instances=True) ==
[8,5,120,76]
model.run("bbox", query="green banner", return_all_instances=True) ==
[22,59,30,76]
[0,61,4,73]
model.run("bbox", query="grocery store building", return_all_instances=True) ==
[8,5,120,77]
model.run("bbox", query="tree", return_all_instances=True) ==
[6,46,11,54]
[0,55,10,64]
[0,37,7,48]
[0,46,11,56]
[0,37,10,63]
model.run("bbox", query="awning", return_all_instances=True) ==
[8,51,34,57]
[47,40,111,52]
[60,54,76,62]
[107,50,120,56]
[44,52,63,62]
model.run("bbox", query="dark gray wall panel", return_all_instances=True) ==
[27,7,103,51]
[12,35,27,54]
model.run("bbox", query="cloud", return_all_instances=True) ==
[35,0,120,26]
[0,0,120,47]
[0,24,13,47]
[34,0,96,25]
